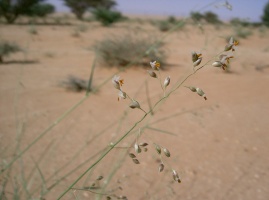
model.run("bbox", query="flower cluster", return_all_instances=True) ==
[186,86,207,100]
[212,37,238,70]
[148,61,171,95]
[192,52,203,67]
[112,75,126,101]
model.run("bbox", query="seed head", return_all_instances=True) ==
[112,75,124,90]
[193,58,202,67]
[132,158,140,164]
[212,61,223,68]
[154,144,161,154]
[225,37,239,51]
[139,142,148,147]
[129,100,140,109]
[96,176,103,180]
[163,148,171,157]
[164,76,170,88]
[147,70,157,78]
[188,86,197,92]
[192,52,202,62]
[159,163,164,172]
[172,169,181,183]
[134,143,141,154]
[150,61,161,71]
[129,153,136,158]
[196,88,207,100]
[118,90,126,101]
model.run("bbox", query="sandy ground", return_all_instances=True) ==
[1,15,269,200]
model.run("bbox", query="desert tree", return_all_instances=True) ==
[203,11,221,24]
[63,0,116,20]
[262,1,269,27]
[0,0,54,23]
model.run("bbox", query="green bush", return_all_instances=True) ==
[167,15,177,24]
[0,0,54,23]
[28,3,55,17]
[92,8,124,26]
[155,20,172,32]
[262,1,269,27]
[203,11,221,24]
[0,41,22,63]
[93,33,166,67]
[63,0,116,20]
[190,12,204,21]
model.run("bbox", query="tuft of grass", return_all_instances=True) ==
[75,23,88,32]
[28,25,38,35]
[93,33,166,67]
[60,75,89,92]
[155,20,172,32]
[0,41,22,63]
[91,8,125,26]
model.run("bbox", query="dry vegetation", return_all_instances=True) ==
[1,12,269,200]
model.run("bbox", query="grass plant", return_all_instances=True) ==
[93,33,166,67]
[0,2,240,200]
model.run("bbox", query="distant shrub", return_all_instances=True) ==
[190,12,204,21]
[61,75,88,92]
[234,25,252,39]
[76,23,88,32]
[93,33,166,67]
[203,11,221,24]
[262,1,269,27]
[91,8,124,26]
[28,25,38,35]
[167,15,177,24]
[63,0,116,20]
[155,20,172,32]
[230,18,251,27]
[28,3,55,17]
[0,41,22,63]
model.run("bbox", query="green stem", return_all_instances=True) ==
[57,112,148,199]
[1,95,88,174]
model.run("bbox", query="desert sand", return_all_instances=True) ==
[1,14,269,200]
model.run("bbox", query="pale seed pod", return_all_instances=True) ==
[118,90,126,100]
[134,143,141,154]
[129,100,140,109]
[164,76,170,88]
[188,86,197,92]
[196,88,207,100]
[224,43,233,51]
[132,158,140,164]
[159,163,165,172]
[147,70,157,78]
[193,58,202,67]
[172,169,181,183]
[212,61,223,68]
[192,52,199,62]
[96,176,103,180]
[118,195,127,200]
[154,144,161,154]
[129,153,136,158]
[163,148,171,157]
[139,142,148,147]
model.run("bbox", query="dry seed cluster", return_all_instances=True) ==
[112,37,238,185]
